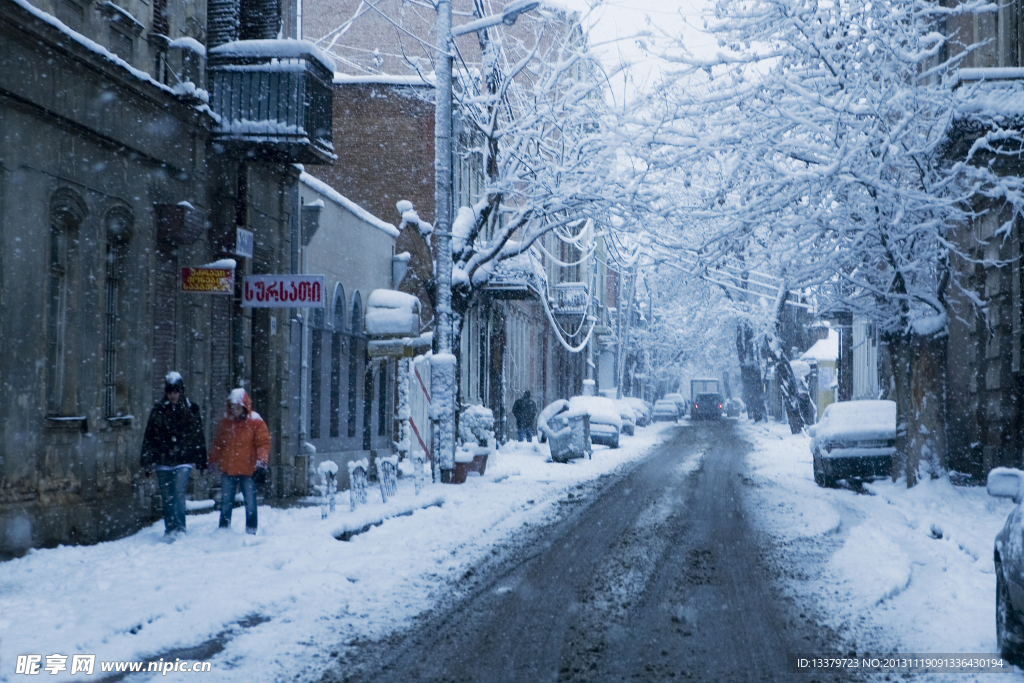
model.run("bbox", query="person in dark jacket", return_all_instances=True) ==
[512,391,538,442]
[141,372,207,537]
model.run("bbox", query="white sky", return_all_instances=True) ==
[558,0,717,99]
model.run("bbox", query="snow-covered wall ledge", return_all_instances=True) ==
[300,173,399,237]
[333,73,436,87]
[209,39,336,73]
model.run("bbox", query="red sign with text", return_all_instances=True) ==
[242,275,325,308]
[180,267,234,294]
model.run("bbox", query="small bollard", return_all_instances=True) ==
[412,452,427,495]
[348,458,369,511]
[317,460,338,519]
[378,455,398,502]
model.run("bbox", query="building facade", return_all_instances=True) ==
[297,173,400,489]
[0,0,334,555]
[942,4,1024,478]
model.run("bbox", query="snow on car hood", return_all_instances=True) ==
[816,400,896,442]
[567,396,622,428]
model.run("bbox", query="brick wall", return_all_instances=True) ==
[307,83,435,227]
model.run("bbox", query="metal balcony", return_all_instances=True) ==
[551,282,589,317]
[208,39,335,164]
[950,67,1024,172]
[482,252,545,299]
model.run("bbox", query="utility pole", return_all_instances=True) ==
[431,0,539,481]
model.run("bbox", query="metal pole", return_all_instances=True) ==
[434,0,453,356]
[432,0,456,479]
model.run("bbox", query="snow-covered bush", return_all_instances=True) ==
[458,405,494,447]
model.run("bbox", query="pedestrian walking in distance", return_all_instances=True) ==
[512,390,538,443]
[209,388,270,535]
[140,371,208,538]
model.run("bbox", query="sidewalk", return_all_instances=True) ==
[739,420,1013,681]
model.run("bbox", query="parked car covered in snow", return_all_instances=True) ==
[615,400,637,436]
[622,397,652,427]
[807,399,897,488]
[987,467,1024,662]
[568,396,622,448]
[651,399,679,423]
[664,392,687,417]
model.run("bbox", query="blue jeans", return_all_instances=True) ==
[517,426,533,442]
[156,467,191,534]
[219,474,258,534]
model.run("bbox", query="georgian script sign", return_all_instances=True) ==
[180,266,234,294]
[242,275,325,308]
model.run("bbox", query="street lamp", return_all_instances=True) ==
[432,0,538,481]
[450,0,541,37]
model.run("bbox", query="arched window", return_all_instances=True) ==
[332,283,346,332]
[378,360,389,437]
[330,284,345,437]
[347,292,362,438]
[103,206,133,417]
[310,308,325,439]
[47,188,87,416]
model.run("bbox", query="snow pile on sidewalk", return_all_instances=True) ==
[739,420,1014,677]
[0,425,676,683]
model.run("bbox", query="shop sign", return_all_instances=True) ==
[242,275,325,307]
[180,265,234,294]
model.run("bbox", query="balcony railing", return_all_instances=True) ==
[483,252,545,299]
[208,39,334,164]
[552,282,589,317]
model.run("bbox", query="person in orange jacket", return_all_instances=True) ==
[209,388,270,535]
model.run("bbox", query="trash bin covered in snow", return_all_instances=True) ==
[539,400,591,463]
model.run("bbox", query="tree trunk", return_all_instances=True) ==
[736,323,766,422]
[763,340,805,434]
[885,331,948,486]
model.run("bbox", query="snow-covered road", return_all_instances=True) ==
[1,419,1015,681]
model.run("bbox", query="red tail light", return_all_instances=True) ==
[718,403,723,409]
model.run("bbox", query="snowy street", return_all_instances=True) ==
[329,419,850,683]
[4,419,1015,681]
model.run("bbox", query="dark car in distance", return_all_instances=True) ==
[691,393,724,420]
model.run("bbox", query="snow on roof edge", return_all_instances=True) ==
[299,172,399,237]
[10,0,176,97]
[209,39,335,73]
[332,73,436,87]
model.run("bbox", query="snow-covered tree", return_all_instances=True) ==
[626,0,1024,483]
[313,2,624,478]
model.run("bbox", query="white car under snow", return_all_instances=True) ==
[807,399,897,488]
